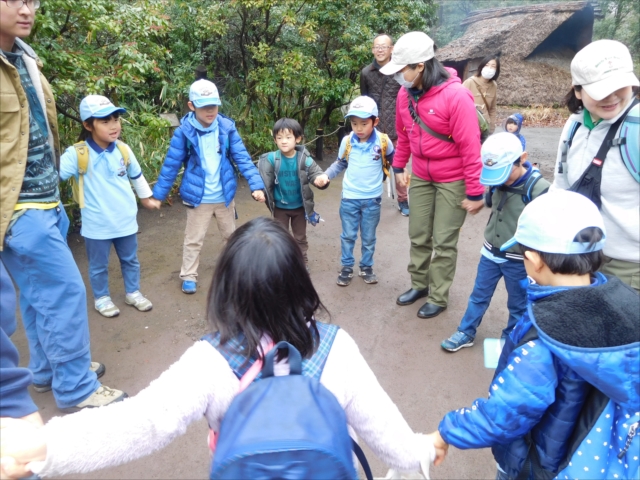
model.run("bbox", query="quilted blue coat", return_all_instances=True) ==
[439,273,640,479]
[152,113,264,207]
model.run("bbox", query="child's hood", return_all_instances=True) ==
[529,276,640,410]
[505,113,523,134]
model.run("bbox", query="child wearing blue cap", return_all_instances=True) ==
[442,132,549,352]
[151,79,265,294]
[430,190,639,480]
[59,95,160,318]
[315,96,394,286]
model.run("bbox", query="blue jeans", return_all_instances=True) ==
[458,255,528,339]
[339,197,381,268]
[85,233,140,299]
[1,206,100,408]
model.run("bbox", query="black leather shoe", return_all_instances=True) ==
[396,288,428,306]
[417,302,447,318]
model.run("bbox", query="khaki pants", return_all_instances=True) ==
[274,207,308,263]
[408,177,467,307]
[180,201,235,282]
[601,257,640,293]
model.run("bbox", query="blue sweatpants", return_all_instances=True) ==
[1,206,100,408]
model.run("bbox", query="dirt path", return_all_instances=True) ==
[12,127,563,479]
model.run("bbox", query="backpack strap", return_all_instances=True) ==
[558,121,580,185]
[379,133,390,180]
[613,98,640,183]
[502,169,544,205]
[115,140,131,168]
[407,90,454,143]
[341,136,352,162]
[70,142,90,208]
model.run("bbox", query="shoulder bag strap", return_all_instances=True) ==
[406,90,454,143]
[472,77,491,115]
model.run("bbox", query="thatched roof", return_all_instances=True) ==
[437,1,597,62]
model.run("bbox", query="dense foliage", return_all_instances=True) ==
[30,0,436,171]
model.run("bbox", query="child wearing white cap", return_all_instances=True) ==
[151,79,266,294]
[552,39,639,292]
[431,190,639,479]
[315,96,394,286]
[59,95,159,318]
[441,133,549,352]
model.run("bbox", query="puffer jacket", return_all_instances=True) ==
[152,112,264,207]
[393,67,483,199]
[551,105,639,263]
[257,145,326,218]
[504,113,526,150]
[439,273,640,479]
[360,61,401,141]
[0,39,60,249]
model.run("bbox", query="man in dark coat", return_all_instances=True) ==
[360,34,409,216]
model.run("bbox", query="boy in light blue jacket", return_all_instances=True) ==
[151,80,265,294]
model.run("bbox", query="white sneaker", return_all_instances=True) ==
[95,296,120,317]
[61,385,127,413]
[125,290,153,311]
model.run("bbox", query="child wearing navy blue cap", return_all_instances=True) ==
[59,95,160,318]
[442,132,549,352]
[315,95,395,286]
[431,190,640,479]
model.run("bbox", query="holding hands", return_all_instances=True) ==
[461,199,484,215]
[314,174,330,188]
[395,170,410,189]
[252,190,266,202]
[140,197,162,210]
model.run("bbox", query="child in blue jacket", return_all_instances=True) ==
[431,190,640,479]
[151,80,265,294]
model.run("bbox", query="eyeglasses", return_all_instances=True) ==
[1,0,40,10]
[372,46,392,51]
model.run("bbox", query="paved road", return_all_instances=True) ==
[12,128,563,479]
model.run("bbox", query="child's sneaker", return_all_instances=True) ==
[337,266,354,286]
[441,331,474,352]
[359,267,378,284]
[125,291,153,311]
[33,362,106,393]
[182,280,197,294]
[60,385,128,413]
[398,200,410,217]
[95,296,119,318]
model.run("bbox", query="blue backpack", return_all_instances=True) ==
[206,326,372,479]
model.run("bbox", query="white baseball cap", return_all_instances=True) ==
[480,132,524,186]
[80,95,126,121]
[189,79,221,108]
[345,96,378,118]
[500,190,606,254]
[571,40,639,101]
[379,31,435,76]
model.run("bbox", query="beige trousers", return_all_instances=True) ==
[180,201,235,282]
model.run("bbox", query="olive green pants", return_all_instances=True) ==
[408,177,468,307]
[601,257,640,293]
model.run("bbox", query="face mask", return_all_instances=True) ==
[394,69,419,89]
[481,67,496,80]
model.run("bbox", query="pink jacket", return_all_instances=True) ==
[393,68,483,199]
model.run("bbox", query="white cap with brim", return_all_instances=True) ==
[571,39,640,101]
[189,79,222,108]
[345,96,378,118]
[80,95,126,122]
[379,31,435,76]
[500,190,606,254]
[479,132,524,186]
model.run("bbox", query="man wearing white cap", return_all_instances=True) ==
[552,39,639,292]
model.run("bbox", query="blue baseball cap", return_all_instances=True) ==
[500,190,606,254]
[345,96,378,119]
[189,79,221,108]
[80,95,126,121]
[479,132,524,186]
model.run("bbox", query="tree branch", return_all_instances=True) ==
[56,102,82,124]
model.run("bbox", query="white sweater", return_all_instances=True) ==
[551,106,639,263]
[30,329,432,477]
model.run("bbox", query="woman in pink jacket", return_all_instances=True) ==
[380,32,483,319]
